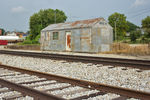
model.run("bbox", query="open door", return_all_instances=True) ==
[66,31,71,51]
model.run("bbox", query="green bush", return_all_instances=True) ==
[130,30,142,42]
[18,33,41,45]
[35,34,40,43]
[130,31,137,42]
[139,36,150,43]
[23,40,33,44]
[32,40,39,44]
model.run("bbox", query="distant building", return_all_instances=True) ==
[6,31,27,39]
[7,32,17,36]
[126,32,130,37]
[126,28,145,37]
[136,28,145,34]
[16,32,26,38]
[41,18,113,53]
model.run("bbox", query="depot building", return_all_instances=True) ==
[40,18,113,53]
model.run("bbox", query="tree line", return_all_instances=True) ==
[108,12,150,43]
[23,9,67,44]
[20,8,150,44]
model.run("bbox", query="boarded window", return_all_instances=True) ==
[53,32,59,40]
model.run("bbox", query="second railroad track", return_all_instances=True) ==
[0,64,150,100]
[0,50,150,70]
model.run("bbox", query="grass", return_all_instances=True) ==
[103,43,150,56]
[17,42,40,46]
[6,44,40,50]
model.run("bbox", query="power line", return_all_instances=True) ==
[126,7,150,15]
[128,9,150,19]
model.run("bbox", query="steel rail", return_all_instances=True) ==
[0,64,150,100]
[1,50,150,63]
[0,78,65,100]
[0,50,150,70]
[1,50,150,64]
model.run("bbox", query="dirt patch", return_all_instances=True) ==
[5,45,40,51]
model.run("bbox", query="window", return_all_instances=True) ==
[99,21,107,25]
[99,22,104,25]
[53,32,59,40]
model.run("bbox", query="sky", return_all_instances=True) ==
[0,0,150,32]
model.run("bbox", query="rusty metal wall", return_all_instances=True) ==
[71,28,91,52]
[99,27,113,52]
[41,24,113,53]
[80,28,91,52]
[71,29,81,52]
[91,23,113,52]
[91,27,101,52]
[48,31,66,51]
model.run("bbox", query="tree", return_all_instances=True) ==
[29,9,67,40]
[130,31,137,42]
[136,30,142,38]
[127,21,139,32]
[0,28,5,35]
[142,16,150,38]
[108,12,128,40]
[130,30,142,42]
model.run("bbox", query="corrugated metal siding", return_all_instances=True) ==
[71,29,81,52]
[71,28,91,52]
[40,32,44,50]
[49,31,66,51]
[91,23,113,52]
[80,28,91,52]
[42,18,105,32]
[91,27,102,52]
[100,27,112,52]
[41,18,113,53]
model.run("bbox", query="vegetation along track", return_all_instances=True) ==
[0,50,150,70]
[0,64,150,100]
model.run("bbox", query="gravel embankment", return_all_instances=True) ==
[0,67,123,99]
[0,54,149,93]
[0,68,99,99]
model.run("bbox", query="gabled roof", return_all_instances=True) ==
[42,17,105,32]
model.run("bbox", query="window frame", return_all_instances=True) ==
[53,32,59,40]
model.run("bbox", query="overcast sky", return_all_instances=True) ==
[0,0,150,32]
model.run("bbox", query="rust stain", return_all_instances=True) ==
[71,18,102,27]
[42,18,104,31]
[80,37,89,39]
[47,33,50,41]
[71,21,80,26]
[97,28,101,36]
[67,35,71,48]
[82,18,99,24]
[71,43,75,50]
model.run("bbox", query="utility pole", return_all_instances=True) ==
[54,11,56,24]
[115,21,117,42]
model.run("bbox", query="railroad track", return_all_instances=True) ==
[0,64,150,100]
[0,50,150,70]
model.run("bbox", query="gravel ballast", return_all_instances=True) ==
[0,54,149,93]
[0,68,104,99]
